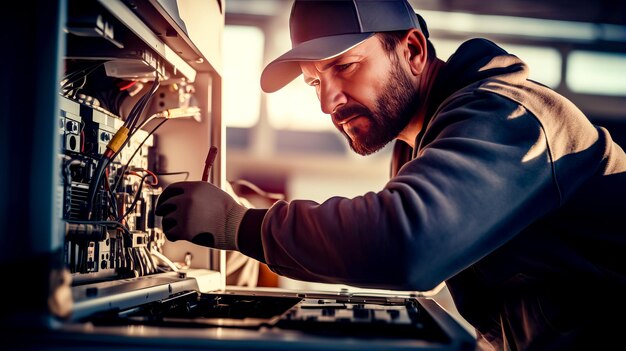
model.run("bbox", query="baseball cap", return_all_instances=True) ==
[260,0,428,93]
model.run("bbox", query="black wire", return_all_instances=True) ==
[61,61,107,96]
[126,78,160,133]
[135,79,160,126]
[62,61,105,83]
[127,94,150,130]
[116,172,153,222]
[107,184,119,220]
[156,171,190,181]
[86,77,160,218]
[106,116,168,233]
[65,219,132,237]
[109,78,161,164]
[63,159,82,186]
[124,94,147,129]
[85,156,111,220]
[116,231,125,269]
[112,118,169,192]
[62,67,95,90]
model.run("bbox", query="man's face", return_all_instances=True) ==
[300,35,420,155]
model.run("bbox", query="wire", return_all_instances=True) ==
[150,249,179,272]
[63,158,83,185]
[155,171,190,181]
[116,172,153,222]
[108,78,161,165]
[67,76,87,99]
[126,78,160,134]
[112,117,168,193]
[141,169,158,186]
[132,248,145,276]
[65,219,132,237]
[118,81,137,91]
[143,246,157,275]
[61,61,107,97]
[115,230,125,269]
[85,157,111,220]
[230,179,286,201]
[62,61,105,84]
[134,113,159,131]
[125,247,134,273]
[128,169,158,186]
[106,184,119,220]
[85,77,161,218]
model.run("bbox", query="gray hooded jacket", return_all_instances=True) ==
[237,38,626,350]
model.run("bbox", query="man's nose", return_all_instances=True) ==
[319,80,347,115]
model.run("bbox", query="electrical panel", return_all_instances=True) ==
[57,0,224,290]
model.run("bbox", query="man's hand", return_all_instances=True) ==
[154,181,248,250]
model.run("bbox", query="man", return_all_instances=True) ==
[155,0,626,349]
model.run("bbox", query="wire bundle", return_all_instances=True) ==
[85,77,161,221]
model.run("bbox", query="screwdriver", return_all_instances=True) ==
[202,146,218,182]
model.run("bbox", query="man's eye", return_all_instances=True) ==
[336,63,354,71]
[308,80,320,87]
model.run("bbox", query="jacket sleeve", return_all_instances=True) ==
[259,91,561,291]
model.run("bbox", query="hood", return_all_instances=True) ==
[400,38,531,161]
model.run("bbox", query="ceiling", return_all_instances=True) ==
[226,0,626,26]
[408,0,625,25]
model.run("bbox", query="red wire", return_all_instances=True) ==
[126,169,158,186]
[104,168,110,191]
[143,169,158,186]
[118,80,137,91]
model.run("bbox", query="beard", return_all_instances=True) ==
[332,59,420,156]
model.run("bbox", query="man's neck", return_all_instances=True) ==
[397,58,445,148]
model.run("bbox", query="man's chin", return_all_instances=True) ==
[348,139,386,156]
[340,129,391,156]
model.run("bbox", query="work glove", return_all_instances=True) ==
[154,181,248,250]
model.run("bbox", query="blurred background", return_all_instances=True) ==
[220,0,626,331]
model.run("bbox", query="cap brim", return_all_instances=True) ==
[260,33,374,93]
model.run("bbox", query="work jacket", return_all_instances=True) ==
[238,38,626,350]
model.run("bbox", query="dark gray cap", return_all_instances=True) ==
[260,0,427,93]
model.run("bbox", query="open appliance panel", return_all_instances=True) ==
[87,288,476,350]
[11,288,476,351]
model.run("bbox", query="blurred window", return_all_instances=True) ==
[267,78,332,131]
[567,51,626,96]
[266,25,350,132]
[500,44,562,88]
[223,25,265,127]
[422,10,605,41]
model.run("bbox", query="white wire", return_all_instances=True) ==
[229,179,285,201]
[150,248,179,272]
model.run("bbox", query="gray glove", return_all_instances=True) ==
[154,181,248,250]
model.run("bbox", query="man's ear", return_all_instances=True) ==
[402,29,428,76]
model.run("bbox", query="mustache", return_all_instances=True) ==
[332,104,373,123]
